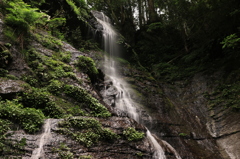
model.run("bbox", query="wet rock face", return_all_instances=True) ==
[128,71,240,159]
[98,57,240,159]
[6,117,155,159]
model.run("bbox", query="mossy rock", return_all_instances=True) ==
[76,56,99,83]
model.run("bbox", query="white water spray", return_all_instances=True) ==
[31,119,51,159]
[94,11,181,159]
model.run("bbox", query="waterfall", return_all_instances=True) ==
[31,119,51,159]
[94,11,181,159]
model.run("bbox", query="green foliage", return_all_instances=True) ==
[53,51,72,63]
[147,22,163,32]
[63,85,111,117]
[0,118,27,156]
[57,117,119,147]
[35,33,63,51]
[59,151,74,159]
[20,87,64,118]
[179,133,188,137]
[52,143,74,159]
[116,57,130,65]
[3,0,47,41]
[221,34,240,49]
[21,75,39,86]
[206,82,240,111]
[46,18,66,39]
[79,156,92,159]
[76,56,99,82]
[47,80,64,95]
[136,152,143,157]
[0,100,44,133]
[0,68,8,77]
[65,0,89,20]
[0,119,11,141]
[79,40,100,52]
[58,143,74,159]
[123,127,144,141]
[0,44,12,69]
[25,48,76,85]
[152,62,179,81]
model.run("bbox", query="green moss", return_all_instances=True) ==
[35,33,63,51]
[76,56,99,83]
[53,51,71,63]
[0,118,27,156]
[52,143,74,159]
[206,82,240,110]
[57,117,119,147]
[21,75,39,87]
[179,133,188,137]
[25,49,77,86]
[64,84,111,117]
[123,127,145,141]
[0,68,8,77]
[0,100,44,133]
[136,152,143,157]
[20,87,65,118]
[116,57,130,65]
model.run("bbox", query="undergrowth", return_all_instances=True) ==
[57,117,119,147]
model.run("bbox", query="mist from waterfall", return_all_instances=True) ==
[94,11,179,159]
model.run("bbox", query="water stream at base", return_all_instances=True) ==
[31,119,51,159]
[94,11,181,159]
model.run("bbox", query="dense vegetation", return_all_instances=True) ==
[0,0,240,157]
[0,0,110,156]
[87,0,240,111]
[90,0,240,81]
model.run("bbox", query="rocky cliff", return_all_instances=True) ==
[0,16,178,159]
[109,59,240,159]
[1,9,240,159]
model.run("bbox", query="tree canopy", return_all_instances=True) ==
[1,0,240,81]
[91,0,240,80]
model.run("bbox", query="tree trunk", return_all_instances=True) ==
[138,0,143,28]
[147,0,157,23]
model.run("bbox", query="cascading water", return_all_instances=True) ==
[94,11,181,159]
[31,119,51,159]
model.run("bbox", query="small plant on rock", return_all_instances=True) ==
[123,127,145,141]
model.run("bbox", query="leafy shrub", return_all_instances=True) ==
[63,84,111,117]
[53,51,71,63]
[152,62,180,81]
[47,80,64,95]
[0,45,12,69]
[21,87,64,118]
[35,33,63,51]
[0,100,44,133]
[3,0,47,41]
[65,0,89,20]
[123,127,144,141]
[179,133,188,137]
[21,75,39,87]
[57,117,119,147]
[76,56,99,83]
[0,119,12,154]
[206,82,240,110]
[0,119,11,139]
[221,34,240,49]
